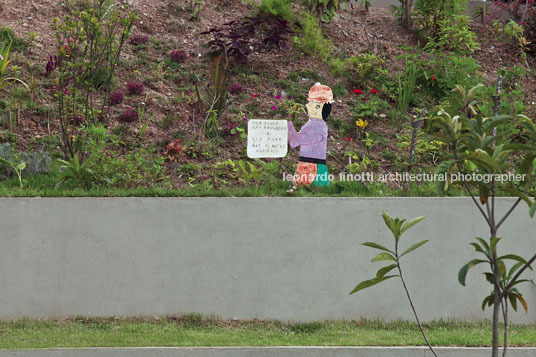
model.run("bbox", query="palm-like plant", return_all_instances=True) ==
[57,154,94,189]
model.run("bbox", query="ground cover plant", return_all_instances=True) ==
[0,0,534,197]
[0,317,535,349]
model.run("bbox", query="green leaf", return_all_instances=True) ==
[467,83,484,100]
[470,242,490,258]
[508,261,525,278]
[381,212,396,236]
[519,155,536,178]
[530,203,536,218]
[458,259,488,286]
[503,188,532,206]
[16,162,26,171]
[498,254,528,265]
[376,264,398,278]
[467,149,499,173]
[73,154,80,171]
[372,252,397,263]
[519,115,536,137]
[400,240,429,257]
[435,160,453,195]
[508,279,532,289]
[484,272,495,285]
[362,242,394,254]
[481,294,494,311]
[349,275,398,295]
[475,237,490,252]
[400,216,425,235]
[497,260,506,278]
[509,293,518,312]
[489,237,501,255]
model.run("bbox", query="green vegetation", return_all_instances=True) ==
[0,27,28,52]
[259,0,295,21]
[293,11,333,62]
[0,317,535,349]
[0,0,534,197]
[0,173,466,197]
[430,84,536,356]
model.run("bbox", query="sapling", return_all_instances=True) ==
[350,212,438,357]
[431,84,536,357]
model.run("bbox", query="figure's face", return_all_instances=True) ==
[306,102,323,119]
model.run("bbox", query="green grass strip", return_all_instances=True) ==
[0,317,534,349]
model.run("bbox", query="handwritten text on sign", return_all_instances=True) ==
[247,120,288,158]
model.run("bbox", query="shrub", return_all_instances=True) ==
[170,50,187,63]
[425,14,480,55]
[21,149,52,176]
[259,0,295,21]
[127,82,145,95]
[86,147,166,188]
[330,54,387,89]
[292,12,333,62]
[305,0,347,23]
[120,108,138,122]
[351,94,390,122]
[0,26,29,52]
[201,15,294,63]
[50,2,137,161]
[413,0,467,39]
[109,91,124,106]
[196,54,230,138]
[130,34,150,46]
[229,82,243,94]
[413,51,482,98]
[164,139,182,156]
[489,1,536,55]
[42,56,59,77]
[0,143,17,177]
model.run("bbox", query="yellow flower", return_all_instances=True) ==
[355,119,368,129]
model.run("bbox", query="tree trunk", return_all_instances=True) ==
[502,299,509,357]
[405,0,412,30]
[491,229,500,357]
[492,281,501,357]
[403,118,422,196]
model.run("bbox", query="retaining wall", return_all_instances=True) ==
[0,197,535,322]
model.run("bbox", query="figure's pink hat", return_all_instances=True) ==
[307,82,334,104]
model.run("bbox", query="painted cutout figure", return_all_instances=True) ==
[287,83,333,191]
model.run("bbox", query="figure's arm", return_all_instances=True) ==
[287,121,323,148]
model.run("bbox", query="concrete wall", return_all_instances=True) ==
[0,198,535,323]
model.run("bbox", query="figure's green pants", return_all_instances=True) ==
[313,164,331,187]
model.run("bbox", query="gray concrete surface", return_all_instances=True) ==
[0,197,535,322]
[0,347,535,357]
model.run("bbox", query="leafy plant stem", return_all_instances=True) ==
[501,298,508,357]
[395,240,438,357]
[491,246,501,357]
[453,146,492,227]
[504,253,536,294]
[497,172,536,229]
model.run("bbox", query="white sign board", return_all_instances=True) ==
[247,119,288,158]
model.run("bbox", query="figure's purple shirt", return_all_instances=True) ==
[287,118,327,160]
